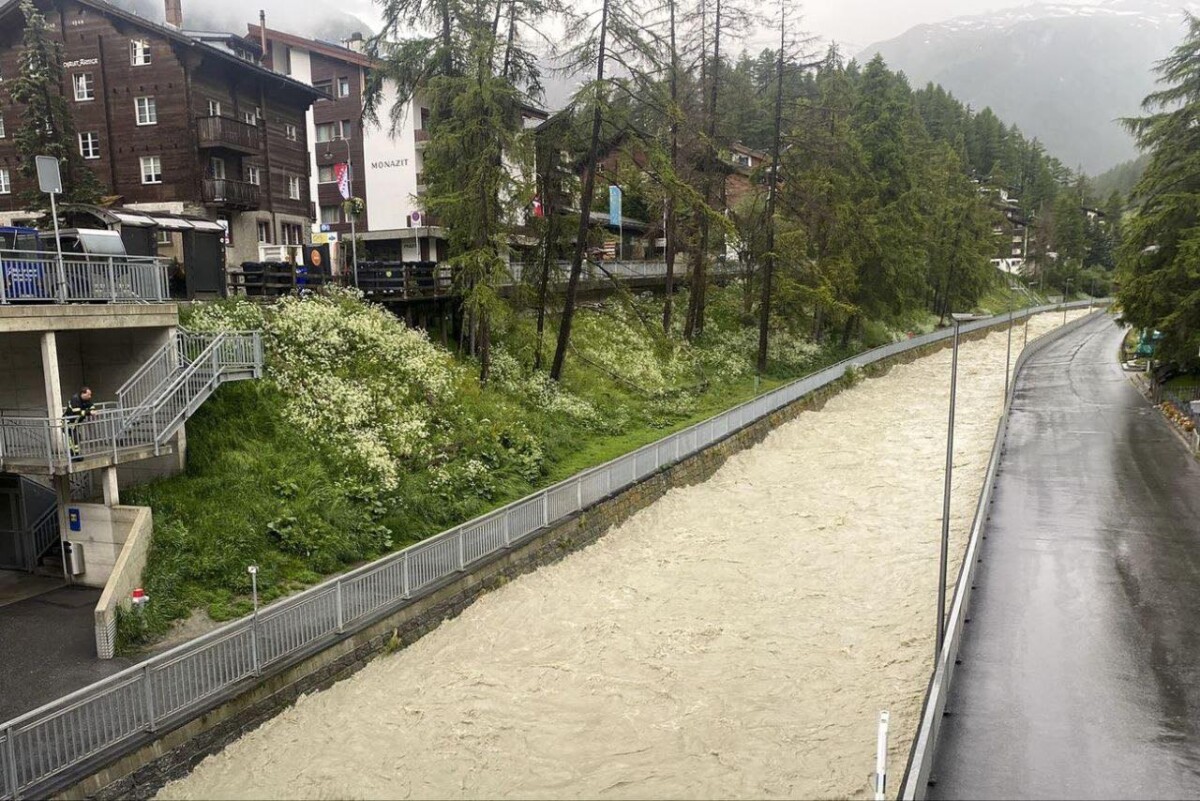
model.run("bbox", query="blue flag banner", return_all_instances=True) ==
[609,185,622,226]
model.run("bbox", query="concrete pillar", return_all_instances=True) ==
[41,331,66,464]
[102,467,119,507]
[40,331,62,418]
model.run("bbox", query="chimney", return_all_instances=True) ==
[164,0,182,29]
[259,10,269,65]
[345,32,365,54]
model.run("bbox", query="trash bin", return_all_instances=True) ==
[67,541,86,576]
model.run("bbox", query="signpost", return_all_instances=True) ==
[35,155,66,301]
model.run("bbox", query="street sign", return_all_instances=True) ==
[35,156,63,194]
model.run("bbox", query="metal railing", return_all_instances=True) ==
[26,505,60,572]
[899,307,1110,799]
[508,259,742,285]
[0,251,170,304]
[0,330,262,474]
[0,300,1102,801]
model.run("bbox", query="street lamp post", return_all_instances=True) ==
[1005,279,1014,399]
[326,137,358,287]
[1063,278,1071,326]
[938,313,987,658]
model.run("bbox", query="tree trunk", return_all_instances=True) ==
[756,7,785,375]
[685,0,722,341]
[550,0,609,381]
[663,0,679,335]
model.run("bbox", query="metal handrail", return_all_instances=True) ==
[0,300,1104,801]
[0,250,170,304]
[0,331,261,474]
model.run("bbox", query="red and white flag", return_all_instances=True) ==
[532,196,544,218]
[334,162,351,200]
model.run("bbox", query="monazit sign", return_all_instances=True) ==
[369,159,409,169]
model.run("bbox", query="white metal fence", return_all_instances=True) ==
[0,251,171,304]
[0,301,1100,800]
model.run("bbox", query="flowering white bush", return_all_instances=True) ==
[188,290,461,490]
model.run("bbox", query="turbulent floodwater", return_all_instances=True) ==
[160,312,1089,801]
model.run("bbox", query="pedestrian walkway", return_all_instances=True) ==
[929,314,1200,799]
[0,585,131,722]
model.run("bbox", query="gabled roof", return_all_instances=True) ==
[0,0,324,101]
[248,23,374,69]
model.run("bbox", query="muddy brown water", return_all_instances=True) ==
[158,312,1089,800]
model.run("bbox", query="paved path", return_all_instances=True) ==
[929,314,1200,799]
[0,585,131,722]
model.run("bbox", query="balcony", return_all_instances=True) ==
[202,178,261,210]
[197,116,261,155]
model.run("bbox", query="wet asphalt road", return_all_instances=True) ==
[929,314,1200,799]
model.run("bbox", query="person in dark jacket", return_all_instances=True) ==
[64,386,94,459]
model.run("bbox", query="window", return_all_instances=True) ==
[78,132,100,160]
[317,164,335,183]
[209,157,226,180]
[313,79,332,97]
[156,229,172,245]
[135,96,157,125]
[315,120,351,143]
[287,176,301,200]
[0,169,10,195]
[246,165,261,185]
[140,156,162,184]
[257,220,271,243]
[282,223,303,245]
[242,110,257,126]
[336,77,350,98]
[320,205,342,224]
[130,39,151,66]
[284,123,298,141]
[315,122,335,143]
[0,116,6,139]
[281,46,292,76]
[73,72,94,101]
[207,99,222,117]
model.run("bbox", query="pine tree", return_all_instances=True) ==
[1118,12,1200,366]
[12,0,104,209]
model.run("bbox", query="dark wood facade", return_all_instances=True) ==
[0,0,321,235]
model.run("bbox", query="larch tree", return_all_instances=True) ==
[12,0,104,209]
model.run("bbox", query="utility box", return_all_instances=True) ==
[67,541,86,576]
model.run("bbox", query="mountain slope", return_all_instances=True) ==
[859,0,1197,173]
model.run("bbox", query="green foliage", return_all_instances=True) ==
[1117,13,1200,368]
[130,286,885,650]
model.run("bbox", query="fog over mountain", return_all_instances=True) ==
[859,0,1200,174]
[112,0,374,39]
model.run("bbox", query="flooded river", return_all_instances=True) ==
[159,312,1090,800]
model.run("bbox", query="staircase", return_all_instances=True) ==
[115,327,263,454]
[0,328,263,474]
[18,477,60,572]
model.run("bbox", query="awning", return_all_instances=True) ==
[182,219,225,233]
[151,216,194,231]
[111,211,157,227]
